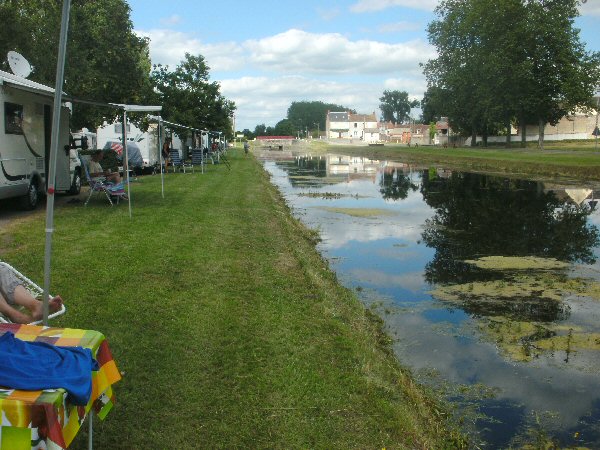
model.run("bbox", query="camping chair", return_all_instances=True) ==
[0,261,66,324]
[215,145,231,170]
[203,146,215,165]
[169,149,192,173]
[191,148,205,173]
[80,156,128,206]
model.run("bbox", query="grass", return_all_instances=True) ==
[0,150,465,449]
[317,140,600,180]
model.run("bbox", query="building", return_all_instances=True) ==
[325,111,380,143]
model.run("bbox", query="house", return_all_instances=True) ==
[517,110,598,141]
[326,111,350,139]
[325,111,381,143]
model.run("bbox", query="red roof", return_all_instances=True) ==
[256,136,294,140]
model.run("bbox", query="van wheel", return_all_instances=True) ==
[69,170,81,195]
[19,182,39,210]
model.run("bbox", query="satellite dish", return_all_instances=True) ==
[7,51,32,78]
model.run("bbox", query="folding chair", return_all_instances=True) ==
[169,149,192,173]
[0,261,66,324]
[80,156,128,206]
[191,148,204,173]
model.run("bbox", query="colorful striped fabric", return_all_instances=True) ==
[0,324,121,449]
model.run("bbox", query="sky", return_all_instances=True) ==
[126,0,600,132]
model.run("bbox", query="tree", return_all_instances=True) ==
[274,119,295,136]
[421,86,447,124]
[379,90,419,124]
[150,53,236,139]
[424,0,600,149]
[520,0,600,149]
[287,101,352,134]
[0,0,154,130]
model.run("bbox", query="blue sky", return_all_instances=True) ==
[127,0,600,131]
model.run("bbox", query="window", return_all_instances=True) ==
[354,123,357,128]
[5,102,24,135]
[113,123,131,133]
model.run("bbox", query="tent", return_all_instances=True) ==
[102,140,144,170]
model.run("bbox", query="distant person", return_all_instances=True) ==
[162,139,171,172]
[0,265,63,324]
[243,141,249,155]
[88,150,121,184]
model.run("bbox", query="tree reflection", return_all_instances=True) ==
[275,157,329,188]
[379,169,418,200]
[420,172,600,286]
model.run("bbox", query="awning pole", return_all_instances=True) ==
[42,0,71,326]
[159,120,165,198]
[122,110,132,218]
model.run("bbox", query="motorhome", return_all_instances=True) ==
[97,121,163,173]
[0,69,77,209]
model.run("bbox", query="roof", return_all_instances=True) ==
[328,111,349,122]
[256,136,294,140]
[0,69,58,97]
[349,113,377,122]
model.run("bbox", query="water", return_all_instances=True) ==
[259,151,600,448]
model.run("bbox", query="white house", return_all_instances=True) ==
[325,111,380,142]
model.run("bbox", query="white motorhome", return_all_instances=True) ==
[0,69,76,209]
[97,121,162,173]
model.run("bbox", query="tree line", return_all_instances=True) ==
[0,0,235,138]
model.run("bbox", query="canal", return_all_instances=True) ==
[259,150,600,448]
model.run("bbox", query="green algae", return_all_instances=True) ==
[316,206,396,218]
[464,256,569,271]
[479,317,600,362]
[429,255,600,364]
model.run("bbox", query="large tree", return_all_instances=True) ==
[150,53,236,139]
[521,0,600,149]
[0,0,153,130]
[379,90,419,124]
[424,0,600,149]
[287,101,352,134]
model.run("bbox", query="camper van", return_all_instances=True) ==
[97,121,161,173]
[0,69,76,209]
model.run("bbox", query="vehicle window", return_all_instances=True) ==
[5,102,24,135]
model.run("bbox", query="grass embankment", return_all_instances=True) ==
[324,140,600,180]
[0,150,464,448]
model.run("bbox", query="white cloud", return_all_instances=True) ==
[220,75,391,129]
[244,29,435,75]
[317,7,341,21]
[377,21,422,33]
[160,14,182,26]
[136,29,244,71]
[137,27,433,129]
[350,0,438,13]
[384,77,428,94]
[579,1,600,16]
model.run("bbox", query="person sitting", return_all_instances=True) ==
[88,150,121,184]
[162,139,171,172]
[0,265,63,324]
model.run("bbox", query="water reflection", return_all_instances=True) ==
[261,152,600,448]
[421,173,599,284]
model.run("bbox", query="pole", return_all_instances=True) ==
[594,92,600,151]
[122,110,132,218]
[159,120,165,197]
[42,0,71,326]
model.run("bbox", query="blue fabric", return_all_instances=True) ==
[0,332,98,405]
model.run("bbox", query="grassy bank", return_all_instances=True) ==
[320,141,600,181]
[0,151,464,448]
